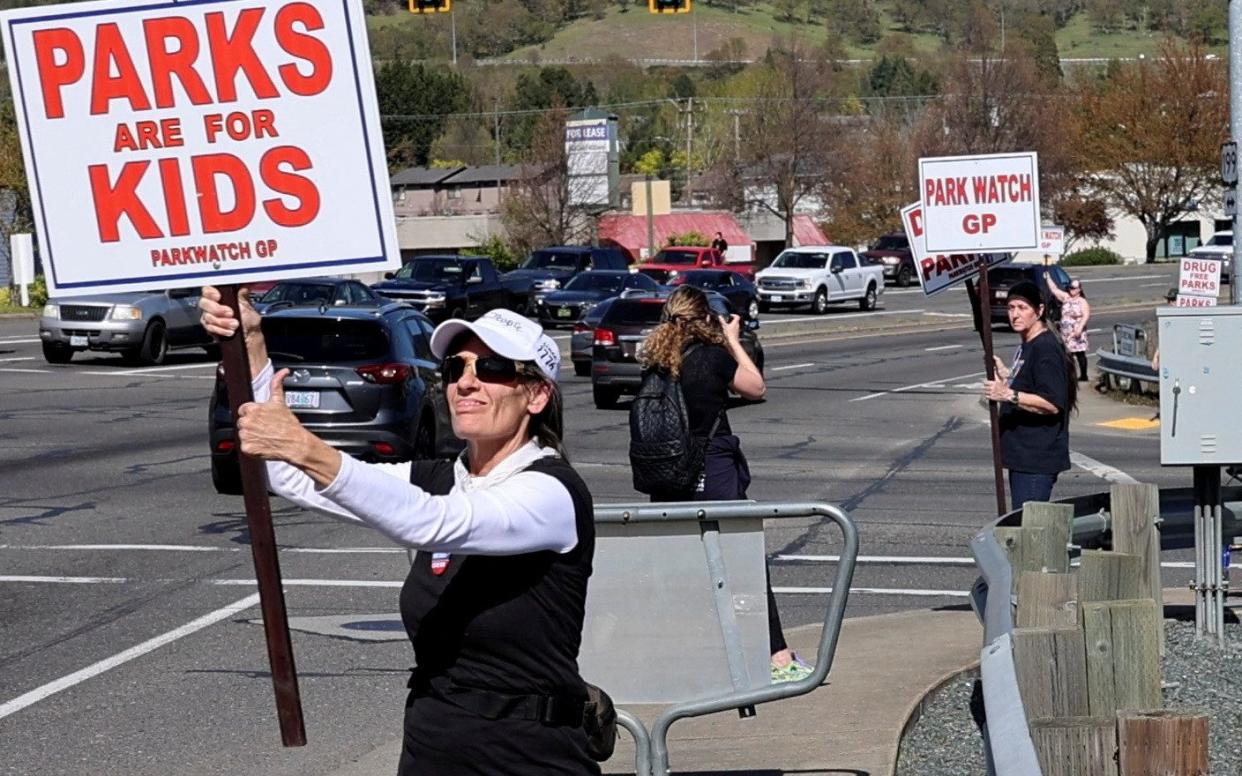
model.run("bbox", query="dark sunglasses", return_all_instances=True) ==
[440,354,520,386]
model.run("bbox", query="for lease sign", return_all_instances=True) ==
[901,202,1010,297]
[1,0,399,296]
[918,152,1041,253]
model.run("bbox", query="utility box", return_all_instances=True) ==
[1158,306,1242,465]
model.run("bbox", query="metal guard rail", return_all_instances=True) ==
[1095,347,1158,386]
[970,486,1242,775]
[595,499,859,776]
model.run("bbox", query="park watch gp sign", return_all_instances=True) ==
[1,0,400,296]
[918,152,1041,254]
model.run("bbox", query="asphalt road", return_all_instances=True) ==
[0,263,1191,775]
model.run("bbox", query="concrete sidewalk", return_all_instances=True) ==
[326,608,983,776]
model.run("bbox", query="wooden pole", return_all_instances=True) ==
[1079,550,1146,603]
[1029,717,1119,776]
[976,256,1007,516]
[218,285,306,747]
[1110,484,1165,654]
[995,526,1049,595]
[1117,710,1210,776]
[1012,626,1089,719]
[1016,572,1079,628]
[1021,501,1074,573]
[1081,600,1161,716]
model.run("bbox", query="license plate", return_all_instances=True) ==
[771,295,783,303]
[557,307,572,318]
[69,335,87,347]
[285,390,320,409]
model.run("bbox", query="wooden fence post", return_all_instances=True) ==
[1022,502,1074,573]
[1017,572,1080,628]
[1117,710,1209,776]
[1110,484,1165,654]
[1082,600,1162,715]
[1079,550,1146,603]
[1029,717,1119,776]
[1012,626,1090,719]
[995,526,1049,594]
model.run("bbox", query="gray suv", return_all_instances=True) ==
[39,288,212,365]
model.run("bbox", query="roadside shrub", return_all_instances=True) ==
[1061,247,1122,266]
[29,274,48,307]
[667,231,708,247]
[472,234,520,272]
[0,287,11,307]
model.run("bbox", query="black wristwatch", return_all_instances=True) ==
[1010,389,1019,405]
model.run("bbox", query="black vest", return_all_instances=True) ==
[399,456,595,698]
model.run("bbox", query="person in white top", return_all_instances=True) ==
[199,287,604,774]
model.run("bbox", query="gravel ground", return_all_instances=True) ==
[897,619,1241,775]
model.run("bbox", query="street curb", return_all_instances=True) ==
[0,312,37,320]
[889,661,982,776]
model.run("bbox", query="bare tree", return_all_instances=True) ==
[1073,42,1227,262]
[500,108,595,257]
[822,117,919,245]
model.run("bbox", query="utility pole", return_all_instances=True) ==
[450,7,457,66]
[682,97,694,206]
[726,109,743,161]
[493,98,501,202]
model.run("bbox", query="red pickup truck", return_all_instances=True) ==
[635,247,756,284]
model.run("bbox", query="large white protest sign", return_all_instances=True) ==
[1,0,399,297]
[918,152,1041,253]
[1175,257,1222,307]
[901,202,1010,297]
[1038,225,1065,255]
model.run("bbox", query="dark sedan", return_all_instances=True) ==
[985,264,1070,326]
[537,270,661,328]
[207,302,460,495]
[253,277,384,313]
[670,270,760,320]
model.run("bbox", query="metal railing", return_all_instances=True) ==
[594,499,858,776]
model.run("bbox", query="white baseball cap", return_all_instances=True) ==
[430,309,561,382]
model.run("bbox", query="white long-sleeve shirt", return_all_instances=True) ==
[250,361,579,555]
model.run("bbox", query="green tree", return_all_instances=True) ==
[508,67,599,151]
[823,0,882,44]
[375,62,471,169]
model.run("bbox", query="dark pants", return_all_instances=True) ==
[1010,470,1059,512]
[671,436,788,655]
[1073,351,1088,381]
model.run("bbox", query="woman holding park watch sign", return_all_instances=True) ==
[981,281,1077,511]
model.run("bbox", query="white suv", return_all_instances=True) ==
[1186,230,1233,283]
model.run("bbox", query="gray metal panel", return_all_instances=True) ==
[1157,306,1242,464]
[578,518,770,704]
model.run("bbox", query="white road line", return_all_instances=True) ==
[0,575,128,584]
[923,312,971,318]
[771,362,815,371]
[773,586,971,597]
[924,345,962,352]
[0,593,259,722]
[79,371,216,380]
[0,338,39,344]
[851,370,984,402]
[0,356,34,362]
[0,367,49,374]
[3,543,403,554]
[1070,450,1139,484]
[212,578,404,588]
[777,554,975,566]
[763,309,925,326]
[1080,274,1168,284]
[1141,282,1169,287]
[110,362,219,375]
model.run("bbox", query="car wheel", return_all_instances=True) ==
[574,361,591,377]
[859,284,877,311]
[42,342,73,364]
[413,413,436,460]
[897,266,913,287]
[138,320,168,365]
[747,299,760,319]
[593,384,619,410]
[211,456,244,495]
[812,288,829,315]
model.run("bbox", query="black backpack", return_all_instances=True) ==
[628,345,722,495]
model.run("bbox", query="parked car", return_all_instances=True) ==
[39,288,213,365]
[536,270,661,328]
[754,246,885,314]
[207,303,460,495]
[985,264,1071,325]
[635,246,755,285]
[670,269,760,320]
[589,292,763,409]
[861,233,917,287]
[1185,230,1233,284]
[253,277,385,313]
[370,255,508,322]
[501,246,630,313]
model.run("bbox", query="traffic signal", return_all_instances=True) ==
[648,0,690,13]
[409,0,451,13]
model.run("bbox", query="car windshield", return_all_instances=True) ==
[262,318,390,362]
[652,250,699,265]
[262,283,337,304]
[565,273,624,293]
[870,235,908,251]
[987,267,1031,285]
[522,250,582,270]
[771,252,829,269]
[394,260,464,282]
[602,300,666,325]
[1208,233,1233,247]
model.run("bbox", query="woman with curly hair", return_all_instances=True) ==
[639,285,809,683]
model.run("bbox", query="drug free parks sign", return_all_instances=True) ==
[1,0,399,296]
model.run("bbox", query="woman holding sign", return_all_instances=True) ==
[982,281,1078,510]
[1045,274,1091,382]
[199,288,604,775]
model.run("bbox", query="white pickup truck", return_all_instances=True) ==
[754,246,886,314]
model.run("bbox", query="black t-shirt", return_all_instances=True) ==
[680,343,735,438]
[999,329,1071,474]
